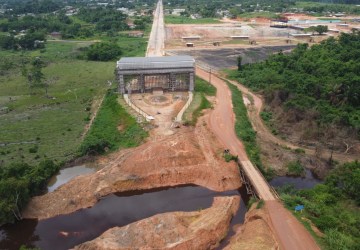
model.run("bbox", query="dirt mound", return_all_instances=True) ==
[74,196,239,250]
[23,121,241,220]
[224,203,279,250]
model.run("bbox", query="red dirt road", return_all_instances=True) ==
[196,67,320,250]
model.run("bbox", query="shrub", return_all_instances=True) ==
[294,148,305,154]
[224,153,238,162]
[86,42,122,61]
[286,161,305,177]
[28,145,38,154]
[256,199,265,209]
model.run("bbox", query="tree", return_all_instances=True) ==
[306,25,328,35]
[86,42,122,61]
[22,57,46,95]
[314,25,328,35]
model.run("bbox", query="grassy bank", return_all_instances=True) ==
[80,90,147,155]
[226,81,274,180]
[184,77,216,125]
[165,15,221,24]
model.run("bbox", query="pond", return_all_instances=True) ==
[270,169,322,190]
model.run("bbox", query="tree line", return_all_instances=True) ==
[233,31,360,134]
[0,160,59,224]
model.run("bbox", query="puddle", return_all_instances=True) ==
[0,186,245,250]
[47,165,98,192]
[270,169,321,190]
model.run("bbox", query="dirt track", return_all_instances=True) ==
[196,67,320,250]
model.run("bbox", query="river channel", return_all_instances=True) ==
[0,184,247,250]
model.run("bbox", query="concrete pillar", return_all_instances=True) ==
[189,72,194,92]
[140,74,145,93]
[170,73,176,91]
[119,74,125,94]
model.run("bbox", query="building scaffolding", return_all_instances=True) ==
[116,56,195,94]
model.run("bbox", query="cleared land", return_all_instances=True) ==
[169,45,295,69]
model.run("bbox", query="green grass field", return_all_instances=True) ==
[165,15,222,24]
[0,37,146,167]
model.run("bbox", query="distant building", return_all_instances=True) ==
[50,31,62,39]
[127,31,144,37]
[172,9,186,16]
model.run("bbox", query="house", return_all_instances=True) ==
[128,31,144,37]
[50,32,62,39]
[172,9,186,16]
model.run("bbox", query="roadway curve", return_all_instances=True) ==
[196,67,320,250]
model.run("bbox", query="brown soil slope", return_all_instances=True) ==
[23,122,241,220]
[74,196,239,250]
[224,203,279,250]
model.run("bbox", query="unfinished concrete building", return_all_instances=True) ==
[116,56,195,94]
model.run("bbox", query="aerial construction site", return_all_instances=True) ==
[1,0,359,249]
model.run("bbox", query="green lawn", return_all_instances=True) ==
[165,15,222,24]
[0,37,146,167]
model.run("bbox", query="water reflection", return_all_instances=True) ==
[270,169,321,190]
[47,165,97,192]
[0,186,244,250]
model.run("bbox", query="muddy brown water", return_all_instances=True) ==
[0,185,248,250]
[270,169,321,190]
[47,165,98,192]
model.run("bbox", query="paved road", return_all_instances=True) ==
[196,67,320,250]
[146,0,165,57]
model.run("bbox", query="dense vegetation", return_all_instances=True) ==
[279,161,360,249]
[0,160,59,224]
[80,90,148,155]
[85,42,122,61]
[297,1,360,15]
[228,31,360,137]
[227,81,274,180]
[76,8,129,32]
